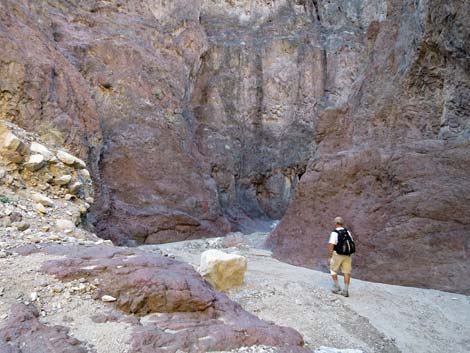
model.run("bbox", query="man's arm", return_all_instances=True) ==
[327,243,335,265]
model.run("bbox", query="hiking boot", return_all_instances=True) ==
[340,290,349,297]
[331,287,341,294]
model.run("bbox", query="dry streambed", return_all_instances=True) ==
[151,233,470,353]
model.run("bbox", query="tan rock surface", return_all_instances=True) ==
[199,249,248,290]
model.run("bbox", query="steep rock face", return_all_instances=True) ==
[192,2,320,226]
[267,0,470,294]
[0,0,232,244]
[192,0,387,228]
[0,0,375,242]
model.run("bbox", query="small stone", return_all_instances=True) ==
[30,292,38,301]
[1,217,12,227]
[1,131,23,151]
[0,251,7,258]
[31,193,55,207]
[101,295,117,302]
[69,181,83,195]
[55,219,76,232]
[48,234,61,241]
[9,211,22,223]
[79,169,91,179]
[79,205,88,215]
[54,175,72,186]
[35,203,48,214]
[24,154,46,171]
[64,194,76,201]
[85,197,94,204]
[15,222,30,232]
[0,314,7,320]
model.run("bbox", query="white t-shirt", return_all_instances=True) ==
[329,227,353,245]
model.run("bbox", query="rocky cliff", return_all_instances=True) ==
[267,0,470,294]
[0,0,469,293]
[0,0,328,243]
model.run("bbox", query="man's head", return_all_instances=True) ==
[334,216,344,226]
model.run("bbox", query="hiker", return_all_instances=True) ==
[327,216,355,297]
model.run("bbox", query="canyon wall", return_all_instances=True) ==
[0,0,341,242]
[267,0,470,294]
[0,0,469,292]
[0,0,229,244]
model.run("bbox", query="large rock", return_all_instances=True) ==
[0,304,90,353]
[42,245,217,315]
[38,244,307,352]
[199,249,247,291]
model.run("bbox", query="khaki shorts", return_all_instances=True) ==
[330,252,352,275]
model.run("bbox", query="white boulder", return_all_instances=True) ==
[101,295,117,302]
[31,193,55,207]
[199,249,247,291]
[24,154,46,171]
[56,150,86,169]
[54,175,72,186]
[30,142,54,161]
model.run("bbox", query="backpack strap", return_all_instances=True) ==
[333,228,348,235]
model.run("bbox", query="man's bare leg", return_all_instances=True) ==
[331,273,341,293]
[342,273,351,297]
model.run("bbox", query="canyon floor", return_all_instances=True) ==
[151,232,470,353]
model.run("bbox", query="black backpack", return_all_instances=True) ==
[334,228,355,255]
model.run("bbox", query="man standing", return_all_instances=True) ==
[327,217,354,297]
